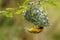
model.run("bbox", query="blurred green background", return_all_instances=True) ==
[0,0,60,40]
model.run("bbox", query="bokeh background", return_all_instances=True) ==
[0,0,60,40]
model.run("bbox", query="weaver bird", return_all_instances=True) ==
[28,26,44,33]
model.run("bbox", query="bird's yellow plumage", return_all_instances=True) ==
[28,26,44,33]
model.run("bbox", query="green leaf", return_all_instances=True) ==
[40,3,46,8]
[5,8,14,11]
[48,1,57,6]
[15,9,23,14]
[16,5,28,14]
[0,11,2,14]
[19,6,27,9]
[0,11,6,14]
[5,13,13,18]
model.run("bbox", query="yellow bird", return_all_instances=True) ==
[28,26,44,33]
